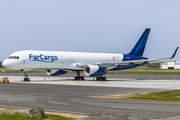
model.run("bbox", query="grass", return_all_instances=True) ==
[0,112,74,120]
[0,68,45,73]
[94,90,180,102]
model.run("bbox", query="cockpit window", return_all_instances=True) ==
[8,56,13,59]
[8,56,20,59]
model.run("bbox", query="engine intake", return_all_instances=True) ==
[83,65,107,76]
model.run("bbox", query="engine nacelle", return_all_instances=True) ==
[83,65,107,76]
[45,69,67,76]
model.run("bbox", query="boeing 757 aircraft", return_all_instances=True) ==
[2,28,179,81]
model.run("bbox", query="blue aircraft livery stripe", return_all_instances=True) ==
[123,54,148,61]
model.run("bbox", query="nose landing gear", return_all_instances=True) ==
[23,70,30,81]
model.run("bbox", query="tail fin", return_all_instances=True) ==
[129,28,151,56]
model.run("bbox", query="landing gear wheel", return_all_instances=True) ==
[96,76,106,81]
[23,70,30,81]
[74,76,84,80]
[24,78,30,81]
[81,76,84,80]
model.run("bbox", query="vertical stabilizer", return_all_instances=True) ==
[129,28,151,56]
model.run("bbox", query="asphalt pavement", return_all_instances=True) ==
[0,73,179,119]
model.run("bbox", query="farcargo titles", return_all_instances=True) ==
[29,54,58,63]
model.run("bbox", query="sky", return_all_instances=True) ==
[0,0,179,61]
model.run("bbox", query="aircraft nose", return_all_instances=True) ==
[2,60,10,68]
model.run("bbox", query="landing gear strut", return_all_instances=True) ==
[96,76,106,81]
[23,70,30,81]
[74,71,84,80]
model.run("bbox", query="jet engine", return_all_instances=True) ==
[83,65,107,76]
[45,69,67,76]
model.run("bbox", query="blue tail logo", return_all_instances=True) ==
[129,28,151,56]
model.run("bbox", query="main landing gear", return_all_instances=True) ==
[23,70,30,81]
[74,71,106,81]
[74,71,84,80]
[96,76,106,81]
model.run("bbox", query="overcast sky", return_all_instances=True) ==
[0,0,179,61]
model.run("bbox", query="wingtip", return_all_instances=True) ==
[170,47,179,59]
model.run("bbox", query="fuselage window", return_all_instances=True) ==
[17,56,19,59]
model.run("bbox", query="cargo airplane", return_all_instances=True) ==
[2,28,179,81]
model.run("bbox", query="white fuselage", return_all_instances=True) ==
[3,50,124,70]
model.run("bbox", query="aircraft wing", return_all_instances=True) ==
[76,57,169,68]
[100,57,171,67]
[76,47,179,68]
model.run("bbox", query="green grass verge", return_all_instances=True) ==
[0,112,74,120]
[0,68,45,73]
[95,90,180,102]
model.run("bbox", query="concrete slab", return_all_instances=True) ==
[0,75,179,90]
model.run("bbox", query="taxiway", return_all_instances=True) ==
[0,73,179,120]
